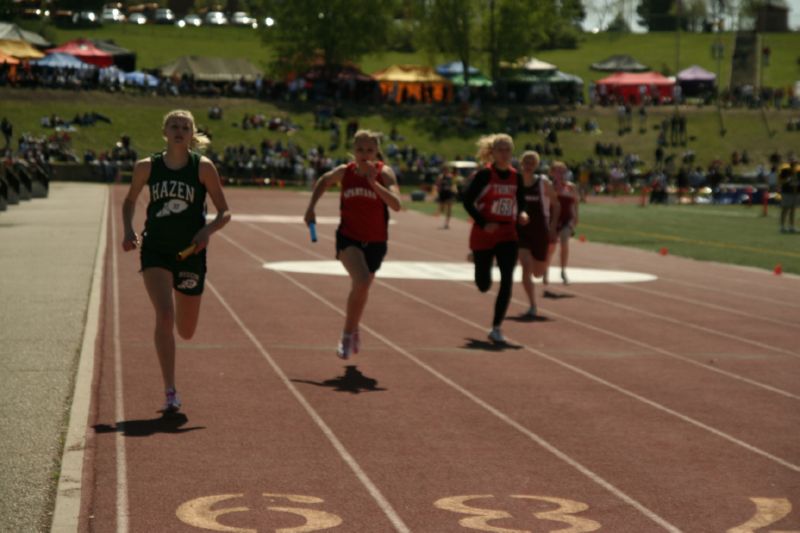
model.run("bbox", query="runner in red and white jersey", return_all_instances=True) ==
[516,151,560,318]
[304,130,401,359]
[462,133,529,344]
[545,161,579,287]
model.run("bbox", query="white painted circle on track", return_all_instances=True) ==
[263,261,657,284]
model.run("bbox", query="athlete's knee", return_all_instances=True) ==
[176,321,198,340]
[153,307,175,331]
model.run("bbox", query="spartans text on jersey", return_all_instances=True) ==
[343,187,377,200]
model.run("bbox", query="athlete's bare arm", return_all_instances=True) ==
[121,158,151,251]
[195,157,231,252]
[304,164,347,225]
[369,165,402,211]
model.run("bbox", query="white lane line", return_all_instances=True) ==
[655,276,800,310]
[616,283,798,328]
[205,278,411,533]
[242,222,800,473]
[220,230,682,532]
[110,192,130,533]
[50,186,109,533]
[378,280,800,475]
[576,287,799,359]
[300,222,800,400]
[525,302,800,401]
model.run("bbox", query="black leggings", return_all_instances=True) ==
[473,240,518,327]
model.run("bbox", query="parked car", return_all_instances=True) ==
[204,11,227,25]
[154,8,175,24]
[101,7,125,23]
[230,11,257,28]
[177,13,202,27]
[73,10,101,27]
[127,12,147,24]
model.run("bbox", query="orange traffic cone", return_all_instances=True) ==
[774,264,783,275]
[659,247,668,256]
[579,235,586,242]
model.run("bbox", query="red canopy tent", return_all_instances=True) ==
[47,39,113,68]
[595,71,675,105]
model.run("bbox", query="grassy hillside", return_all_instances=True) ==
[2,87,796,174]
[39,24,800,88]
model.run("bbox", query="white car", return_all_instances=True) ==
[154,8,175,24]
[127,12,147,24]
[179,14,202,27]
[101,8,125,23]
[231,11,257,28]
[204,11,227,25]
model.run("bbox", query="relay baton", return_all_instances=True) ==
[309,222,318,243]
[177,243,197,261]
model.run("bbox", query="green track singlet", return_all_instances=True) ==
[142,151,207,253]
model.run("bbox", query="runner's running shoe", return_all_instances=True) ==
[352,330,360,354]
[337,333,353,359]
[488,327,506,344]
[163,387,181,413]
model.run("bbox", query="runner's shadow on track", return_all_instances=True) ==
[292,365,387,394]
[506,313,552,323]
[93,413,205,437]
[542,290,574,299]
[462,338,522,351]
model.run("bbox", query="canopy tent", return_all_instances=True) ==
[32,52,96,69]
[124,70,159,88]
[159,56,262,82]
[677,64,716,97]
[450,72,493,87]
[91,39,136,72]
[0,39,44,59]
[372,64,453,103]
[99,65,126,85]
[500,57,557,72]
[0,51,20,65]
[300,62,377,101]
[595,71,674,104]
[435,61,480,77]
[501,69,583,104]
[0,22,51,48]
[48,39,113,68]
[590,54,649,72]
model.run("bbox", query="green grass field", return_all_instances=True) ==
[404,197,799,275]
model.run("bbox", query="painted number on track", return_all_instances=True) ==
[434,494,601,532]
[175,493,342,533]
[727,498,800,533]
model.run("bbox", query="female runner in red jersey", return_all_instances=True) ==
[462,134,529,343]
[304,130,402,358]
[547,161,579,286]
[516,151,560,318]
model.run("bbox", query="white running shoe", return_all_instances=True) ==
[561,270,569,285]
[352,330,360,354]
[337,333,353,359]
[163,387,181,413]
[525,306,537,318]
[488,327,506,344]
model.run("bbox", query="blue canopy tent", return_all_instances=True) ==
[436,61,480,77]
[124,70,159,88]
[33,52,95,69]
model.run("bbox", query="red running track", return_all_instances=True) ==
[76,185,799,533]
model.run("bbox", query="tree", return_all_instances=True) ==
[606,11,633,31]
[414,0,478,84]
[259,0,396,76]
[637,0,682,30]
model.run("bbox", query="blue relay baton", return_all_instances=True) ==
[309,222,318,243]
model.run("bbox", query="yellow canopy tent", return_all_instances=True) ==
[0,39,44,59]
[372,64,452,103]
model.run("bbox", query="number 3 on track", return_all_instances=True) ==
[727,497,799,533]
[433,494,600,532]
